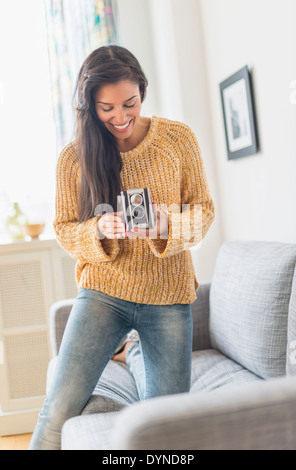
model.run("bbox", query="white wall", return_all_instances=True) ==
[118,0,296,279]
[200,0,296,243]
[166,0,223,281]
[117,0,223,281]
[117,0,160,118]
[0,0,56,239]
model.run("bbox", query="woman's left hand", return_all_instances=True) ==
[125,202,168,239]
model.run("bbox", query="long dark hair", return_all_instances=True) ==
[74,45,148,222]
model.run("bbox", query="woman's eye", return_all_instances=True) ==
[100,103,136,112]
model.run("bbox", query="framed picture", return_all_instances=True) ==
[220,66,259,160]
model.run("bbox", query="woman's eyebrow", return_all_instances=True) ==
[96,95,138,105]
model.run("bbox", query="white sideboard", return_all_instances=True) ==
[0,238,77,436]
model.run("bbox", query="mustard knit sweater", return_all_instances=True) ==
[53,116,215,305]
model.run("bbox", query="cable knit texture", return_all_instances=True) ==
[53,116,215,304]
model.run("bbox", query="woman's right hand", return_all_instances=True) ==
[97,212,126,239]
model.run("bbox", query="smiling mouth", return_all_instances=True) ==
[111,119,132,131]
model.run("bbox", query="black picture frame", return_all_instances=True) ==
[220,66,259,160]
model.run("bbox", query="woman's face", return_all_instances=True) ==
[94,80,142,142]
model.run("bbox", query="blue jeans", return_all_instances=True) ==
[29,288,192,450]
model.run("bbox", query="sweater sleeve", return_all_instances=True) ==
[53,144,120,263]
[147,124,215,258]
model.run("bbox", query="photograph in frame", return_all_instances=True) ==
[220,66,259,160]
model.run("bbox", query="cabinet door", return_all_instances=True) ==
[51,247,78,301]
[0,250,54,412]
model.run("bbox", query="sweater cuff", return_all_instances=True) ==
[83,216,120,263]
[147,212,184,258]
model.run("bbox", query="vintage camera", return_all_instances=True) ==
[119,188,155,232]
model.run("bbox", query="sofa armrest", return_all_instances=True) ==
[192,282,211,351]
[111,375,296,450]
[49,299,75,357]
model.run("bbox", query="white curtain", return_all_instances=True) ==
[44,0,118,152]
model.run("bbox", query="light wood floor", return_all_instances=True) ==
[0,433,32,451]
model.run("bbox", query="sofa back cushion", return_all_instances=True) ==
[287,269,296,375]
[209,241,296,379]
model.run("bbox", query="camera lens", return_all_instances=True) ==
[132,205,145,219]
[130,193,143,206]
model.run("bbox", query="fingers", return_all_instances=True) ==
[125,230,139,239]
[152,201,157,214]
[97,206,161,240]
[98,212,126,239]
[112,211,124,220]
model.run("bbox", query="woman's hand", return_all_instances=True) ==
[127,202,168,239]
[97,204,168,240]
[97,211,126,239]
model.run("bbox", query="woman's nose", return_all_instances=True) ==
[114,107,128,124]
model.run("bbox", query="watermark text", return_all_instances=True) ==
[94,202,204,247]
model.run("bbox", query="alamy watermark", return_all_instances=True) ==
[94,202,204,249]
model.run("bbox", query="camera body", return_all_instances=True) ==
[119,188,155,232]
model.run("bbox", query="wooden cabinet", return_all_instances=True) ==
[0,239,77,435]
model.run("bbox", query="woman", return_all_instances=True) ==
[29,45,214,450]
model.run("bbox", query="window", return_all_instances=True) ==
[0,0,57,240]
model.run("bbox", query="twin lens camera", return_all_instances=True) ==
[118,188,155,232]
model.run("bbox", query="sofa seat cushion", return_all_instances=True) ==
[61,349,262,451]
[49,347,261,426]
[190,349,262,393]
[62,412,117,450]
[210,241,296,379]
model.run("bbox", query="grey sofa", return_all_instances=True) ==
[47,241,296,450]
